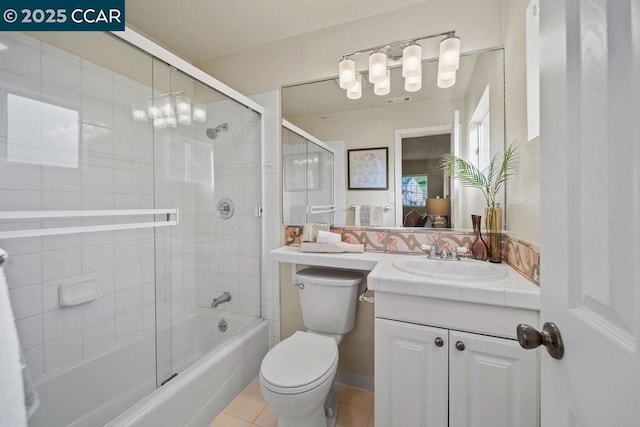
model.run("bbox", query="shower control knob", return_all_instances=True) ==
[455,341,465,351]
[434,337,444,347]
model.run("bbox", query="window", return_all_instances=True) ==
[7,93,79,168]
[402,175,428,206]
[469,86,491,170]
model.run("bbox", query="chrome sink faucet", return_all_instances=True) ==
[211,291,231,308]
[421,244,468,261]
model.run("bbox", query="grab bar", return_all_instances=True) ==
[0,209,179,239]
[349,205,392,213]
[359,287,375,304]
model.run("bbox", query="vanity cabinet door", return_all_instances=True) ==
[375,318,448,427]
[448,331,539,427]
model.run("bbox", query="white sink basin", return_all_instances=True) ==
[392,258,508,282]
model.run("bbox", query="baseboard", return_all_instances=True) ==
[335,371,374,392]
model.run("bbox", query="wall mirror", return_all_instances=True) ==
[282,48,505,230]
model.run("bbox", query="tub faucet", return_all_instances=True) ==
[211,292,231,308]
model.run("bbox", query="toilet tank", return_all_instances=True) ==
[295,267,363,335]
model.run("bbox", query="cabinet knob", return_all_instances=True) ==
[434,337,444,347]
[455,341,465,351]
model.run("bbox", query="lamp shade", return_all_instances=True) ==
[426,197,451,216]
[176,95,191,116]
[132,103,147,122]
[438,35,461,73]
[437,70,457,88]
[339,58,356,89]
[347,74,362,99]
[192,103,207,122]
[402,43,422,78]
[374,70,391,96]
[368,51,387,84]
[404,74,422,92]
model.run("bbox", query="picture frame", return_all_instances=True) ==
[348,147,389,190]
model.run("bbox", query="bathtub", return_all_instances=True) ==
[28,309,268,427]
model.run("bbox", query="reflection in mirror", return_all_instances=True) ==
[282,48,505,230]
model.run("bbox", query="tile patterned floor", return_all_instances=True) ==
[210,378,374,427]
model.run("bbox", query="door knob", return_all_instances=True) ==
[516,322,564,360]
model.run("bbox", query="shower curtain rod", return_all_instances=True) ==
[0,209,179,240]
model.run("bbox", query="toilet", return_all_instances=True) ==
[259,267,363,427]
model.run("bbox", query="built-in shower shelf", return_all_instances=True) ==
[0,209,179,239]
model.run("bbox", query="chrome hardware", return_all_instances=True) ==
[211,291,232,308]
[434,337,444,347]
[455,341,465,351]
[517,322,565,360]
[216,198,235,219]
[218,318,228,332]
[293,280,305,290]
[359,287,375,304]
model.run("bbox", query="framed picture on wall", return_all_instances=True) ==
[347,147,389,190]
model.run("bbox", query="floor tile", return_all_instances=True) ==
[210,412,252,427]
[253,405,277,427]
[336,403,370,427]
[337,383,375,412]
[224,379,266,423]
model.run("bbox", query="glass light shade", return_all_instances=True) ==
[438,35,461,73]
[437,70,457,88]
[178,114,191,125]
[176,95,191,116]
[338,58,356,89]
[368,51,387,84]
[153,117,167,129]
[374,70,391,96]
[347,74,362,99]
[161,97,174,117]
[167,116,177,128]
[131,103,147,122]
[147,100,162,119]
[192,103,207,122]
[402,44,422,78]
[404,74,422,92]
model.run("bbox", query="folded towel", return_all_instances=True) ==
[369,206,384,226]
[0,250,27,427]
[316,231,341,244]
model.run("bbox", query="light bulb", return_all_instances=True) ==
[368,51,387,84]
[402,44,422,78]
[404,74,422,92]
[347,74,362,99]
[374,70,391,96]
[438,35,461,73]
[338,58,356,89]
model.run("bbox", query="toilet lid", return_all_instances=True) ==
[261,332,338,390]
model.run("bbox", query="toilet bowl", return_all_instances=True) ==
[259,267,363,427]
[260,331,339,427]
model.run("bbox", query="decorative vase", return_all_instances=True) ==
[471,215,489,261]
[484,204,503,263]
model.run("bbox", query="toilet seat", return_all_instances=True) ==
[261,331,338,395]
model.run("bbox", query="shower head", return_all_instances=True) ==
[206,123,229,140]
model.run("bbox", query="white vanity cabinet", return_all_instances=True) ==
[375,317,539,427]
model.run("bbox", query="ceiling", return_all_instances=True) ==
[125,0,431,63]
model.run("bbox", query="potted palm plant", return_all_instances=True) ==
[440,141,518,262]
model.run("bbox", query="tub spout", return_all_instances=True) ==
[211,292,231,308]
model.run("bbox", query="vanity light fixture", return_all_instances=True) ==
[337,30,461,98]
[132,92,207,128]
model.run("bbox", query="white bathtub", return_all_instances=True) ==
[28,309,268,427]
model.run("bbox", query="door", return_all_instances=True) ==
[540,1,640,425]
[448,331,538,427]
[375,318,448,427]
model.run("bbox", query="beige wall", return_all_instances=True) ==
[279,263,375,377]
[291,97,464,227]
[196,0,504,95]
[503,0,541,245]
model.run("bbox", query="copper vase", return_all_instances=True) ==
[471,215,489,261]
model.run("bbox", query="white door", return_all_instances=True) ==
[448,331,538,427]
[374,318,448,427]
[540,1,640,425]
